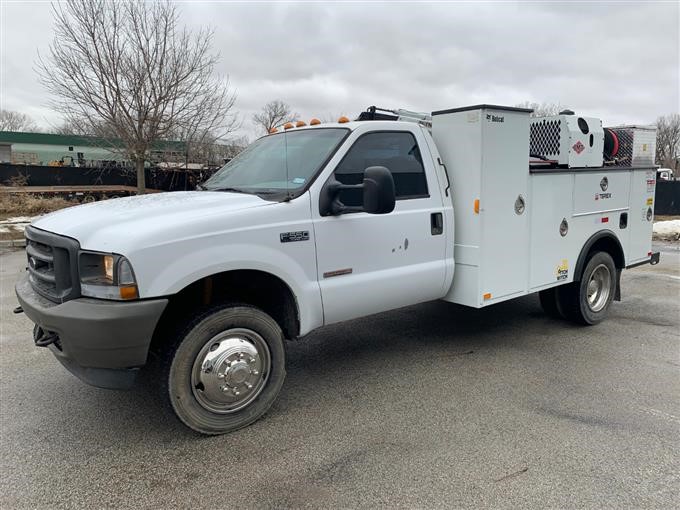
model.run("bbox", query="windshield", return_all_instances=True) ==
[202,128,348,198]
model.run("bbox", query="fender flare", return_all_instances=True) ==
[573,230,625,282]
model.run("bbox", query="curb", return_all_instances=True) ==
[0,238,26,248]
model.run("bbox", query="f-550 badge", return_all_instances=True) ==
[280,231,309,243]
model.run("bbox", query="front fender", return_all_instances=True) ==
[135,241,323,336]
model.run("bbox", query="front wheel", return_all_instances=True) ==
[556,251,617,325]
[162,305,286,435]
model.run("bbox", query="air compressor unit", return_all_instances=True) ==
[530,114,604,168]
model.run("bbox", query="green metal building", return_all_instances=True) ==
[0,131,186,166]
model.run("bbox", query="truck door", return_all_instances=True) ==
[312,128,449,325]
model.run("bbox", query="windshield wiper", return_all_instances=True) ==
[207,187,250,194]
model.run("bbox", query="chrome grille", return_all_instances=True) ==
[25,226,80,302]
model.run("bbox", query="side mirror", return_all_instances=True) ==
[362,166,396,214]
[319,166,396,216]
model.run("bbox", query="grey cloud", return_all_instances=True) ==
[1,1,677,141]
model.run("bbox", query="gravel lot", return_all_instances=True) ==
[1,245,678,509]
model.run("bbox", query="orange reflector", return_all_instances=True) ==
[119,285,138,300]
[310,118,321,125]
[337,116,350,123]
[296,120,307,127]
[648,251,652,256]
[474,199,480,214]
[269,127,278,134]
[284,122,294,130]
[483,293,492,300]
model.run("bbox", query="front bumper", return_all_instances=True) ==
[15,273,168,389]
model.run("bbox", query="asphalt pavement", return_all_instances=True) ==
[1,245,678,509]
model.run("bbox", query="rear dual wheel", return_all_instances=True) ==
[539,251,617,325]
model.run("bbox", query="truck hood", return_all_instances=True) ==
[33,191,274,251]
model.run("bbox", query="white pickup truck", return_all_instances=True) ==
[15,104,659,434]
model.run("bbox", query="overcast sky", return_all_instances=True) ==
[1,0,678,141]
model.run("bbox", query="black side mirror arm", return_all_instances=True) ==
[319,178,363,216]
[319,166,395,216]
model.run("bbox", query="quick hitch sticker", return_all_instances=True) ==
[556,259,569,281]
[280,231,309,243]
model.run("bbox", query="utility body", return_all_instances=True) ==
[15,104,659,434]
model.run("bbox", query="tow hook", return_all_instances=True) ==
[33,325,59,348]
[13,306,23,314]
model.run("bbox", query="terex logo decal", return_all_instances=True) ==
[595,177,612,201]
[572,140,585,154]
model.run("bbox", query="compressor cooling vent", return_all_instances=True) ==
[530,119,561,157]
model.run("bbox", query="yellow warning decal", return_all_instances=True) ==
[646,198,653,205]
[556,259,569,281]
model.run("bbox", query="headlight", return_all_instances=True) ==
[79,252,139,300]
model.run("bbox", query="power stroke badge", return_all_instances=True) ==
[280,231,309,243]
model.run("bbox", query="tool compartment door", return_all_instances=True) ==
[478,110,530,303]
[628,168,656,264]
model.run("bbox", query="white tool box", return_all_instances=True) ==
[431,105,655,308]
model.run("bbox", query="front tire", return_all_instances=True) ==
[556,251,617,325]
[162,305,286,435]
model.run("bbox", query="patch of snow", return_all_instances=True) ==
[653,220,680,241]
[0,216,39,236]
[1,216,39,225]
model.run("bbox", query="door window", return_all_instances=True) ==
[334,131,429,206]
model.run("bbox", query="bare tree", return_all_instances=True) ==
[37,0,237,193]
[252,100,298,134]
[52,117,101,136]
[0,109,38,132]
[515,101,568,118]
[656,114,680,170]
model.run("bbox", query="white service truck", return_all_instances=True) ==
[15,104,660,434]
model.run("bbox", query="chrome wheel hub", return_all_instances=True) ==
[191,328,270,414]
[586,264,611,313]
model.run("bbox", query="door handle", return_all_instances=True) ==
[431,212,443,235]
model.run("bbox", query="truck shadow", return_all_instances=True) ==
[28,293,567,444]
[285,293,550,367]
